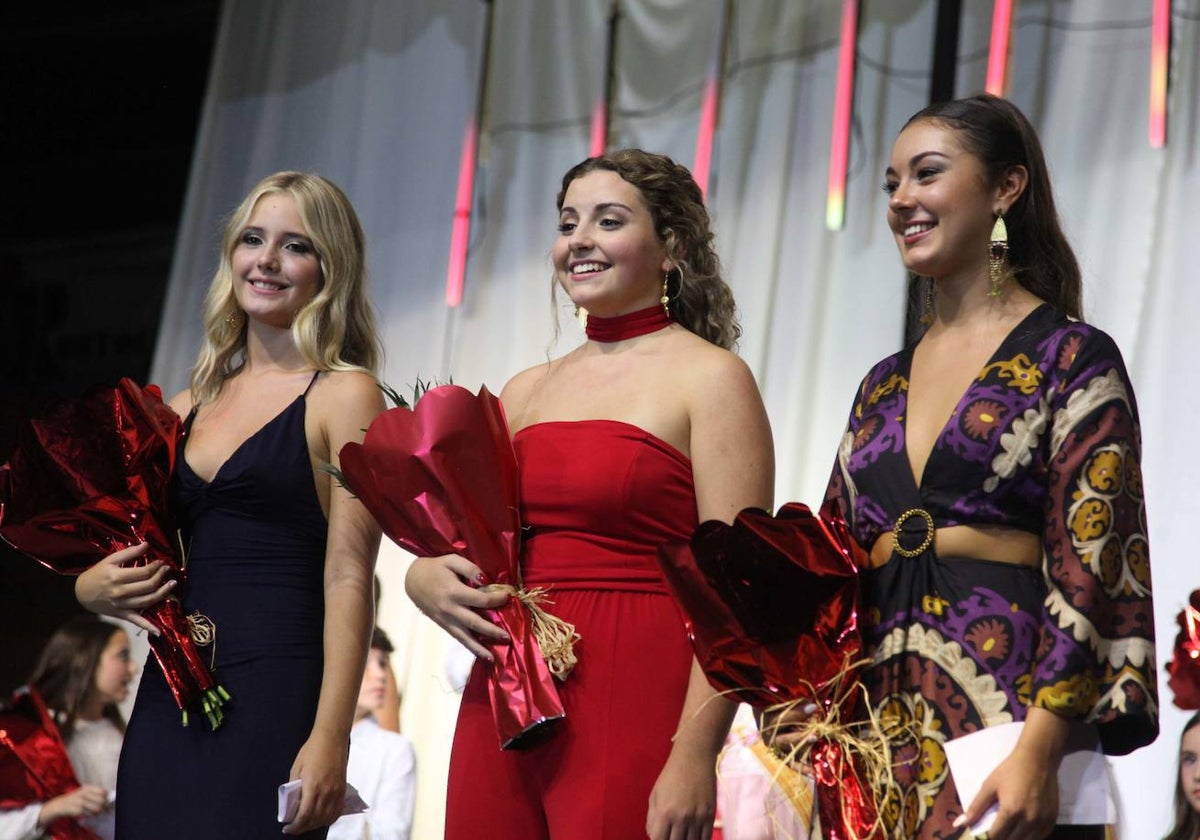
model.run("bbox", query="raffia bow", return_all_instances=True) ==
[483,584,579,679]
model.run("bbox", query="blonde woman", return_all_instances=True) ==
[76,172,385,839]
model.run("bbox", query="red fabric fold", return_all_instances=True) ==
[337,384,564,749]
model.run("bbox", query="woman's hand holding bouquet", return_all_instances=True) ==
[0,379,228,728]
[657,502,892,840]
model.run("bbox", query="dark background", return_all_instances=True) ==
[1,3,221,692]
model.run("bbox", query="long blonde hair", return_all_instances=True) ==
[190,171,383,404]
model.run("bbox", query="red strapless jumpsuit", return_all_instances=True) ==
[445,420,699,840]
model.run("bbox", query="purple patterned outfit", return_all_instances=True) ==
[823,304,1157,839]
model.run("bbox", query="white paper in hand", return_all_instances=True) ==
[277,778,369,823]
[943,721,1115,835]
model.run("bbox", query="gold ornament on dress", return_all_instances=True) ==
[891,507,935,558]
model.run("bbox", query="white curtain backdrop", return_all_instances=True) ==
[145,2,1200,837]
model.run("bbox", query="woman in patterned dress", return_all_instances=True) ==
[820,95,1157,839]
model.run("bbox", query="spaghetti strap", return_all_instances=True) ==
[303,371,321,396]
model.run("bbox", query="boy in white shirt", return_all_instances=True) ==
[328,627,416,840]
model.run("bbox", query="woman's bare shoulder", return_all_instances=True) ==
[316,369,382,399]
[670,332,755,386]
[167,389,194,418]
[309,370,386,430]
[499,361,554,418]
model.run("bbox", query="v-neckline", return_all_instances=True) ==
[900,303,1049,495]
[182,393,304,486]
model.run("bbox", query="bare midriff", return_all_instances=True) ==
[867,524,1041,569]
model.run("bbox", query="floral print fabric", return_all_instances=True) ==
[823,304,1157,838]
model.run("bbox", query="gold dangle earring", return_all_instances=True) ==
[988,210,1008,298]
[920,279,935,326]
[225,309,244,329]
[661,271,671,318]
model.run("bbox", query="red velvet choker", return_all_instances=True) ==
[584,305,672,342]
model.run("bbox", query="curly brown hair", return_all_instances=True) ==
[556,149,740,349]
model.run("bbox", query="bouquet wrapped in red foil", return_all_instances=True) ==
[0,378,229,728]
[1167,589,1200,710]
[657,502,887,840]
[335,383,574,749]
[0,686,100,840]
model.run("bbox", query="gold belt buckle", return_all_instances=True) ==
[892,508,935,558]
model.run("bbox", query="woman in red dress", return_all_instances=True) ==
[406,149,775,840]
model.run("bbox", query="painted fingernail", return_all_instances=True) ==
[951,815,966,828]
[475,572,487,585]
[167,579,178,588]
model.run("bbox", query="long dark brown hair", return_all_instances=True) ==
[905,93,1083,319]
[28,615,127,742]
[1167,711,1200,840]
[556,148,740,349]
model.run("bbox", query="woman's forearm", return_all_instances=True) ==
[670,658,736,760]
[312,566,374,740]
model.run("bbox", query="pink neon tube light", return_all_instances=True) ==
[825,0,858,231]
[1149,0,1170,148]
[589,3,619,157]
[985,0,1015,96]
[445,118,478,308]
[693,0,730,199]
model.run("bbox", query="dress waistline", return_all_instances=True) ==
[521,567,669,595]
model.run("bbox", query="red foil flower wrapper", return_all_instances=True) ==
[1167,589,1200,710]
[657,502,883,840]
[336,384,565,749]
[0,686,100,840]
[0,378,229,728]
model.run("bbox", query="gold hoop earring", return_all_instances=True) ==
[988,211,1008,298]
[225,309,244,329]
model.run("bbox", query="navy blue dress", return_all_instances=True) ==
[116,375,328,839]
